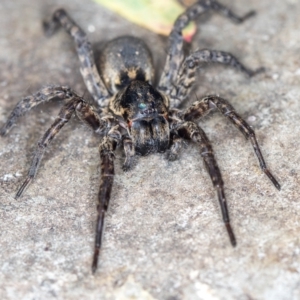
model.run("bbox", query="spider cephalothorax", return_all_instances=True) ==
[1,0,280,273]
[112,80,170,155]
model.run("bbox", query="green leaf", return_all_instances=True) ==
[93,0,196,42]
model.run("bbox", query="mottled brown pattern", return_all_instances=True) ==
[1,0,281,274]
[9,89,122,199]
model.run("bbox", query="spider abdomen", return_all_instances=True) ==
[99,36,154,94]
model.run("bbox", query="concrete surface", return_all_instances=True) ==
[0,0,299,299]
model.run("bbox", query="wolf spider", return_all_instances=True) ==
[1,0,280,273]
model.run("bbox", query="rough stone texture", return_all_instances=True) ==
[0,0,299,299]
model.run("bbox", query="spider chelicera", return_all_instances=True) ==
[1,0,280,273]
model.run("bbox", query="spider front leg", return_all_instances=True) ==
[174,121,236,246]
[159,0,255,98]
[184,95,281,190]
[173,49,264,104]
[43,9,110,108]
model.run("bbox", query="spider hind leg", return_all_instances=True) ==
[184,95,281,190]
[175,121,236,246]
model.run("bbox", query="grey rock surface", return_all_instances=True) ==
[0,0,299,299]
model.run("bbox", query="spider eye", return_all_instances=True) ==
[138,103,147,110]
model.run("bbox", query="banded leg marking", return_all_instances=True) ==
[173,49,263,105]
[159,0,255,101]
[44,9,110,107]
[184,95,281,190]
[0,86,75,136]
[15,98,114,199]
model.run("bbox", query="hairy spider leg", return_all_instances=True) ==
[8,87,125,273]
[15,93,115,198]
[92,132,119,273]
[184,95,281,190]
[166,133,185,161]
[1,1,281,275]
[15,99,80,198]
[43,9,110,108]
[0,86,76,136]
[175,121,236,246]
[122,136,136,171]
[159,0,255,105]
[173,49,264,106]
